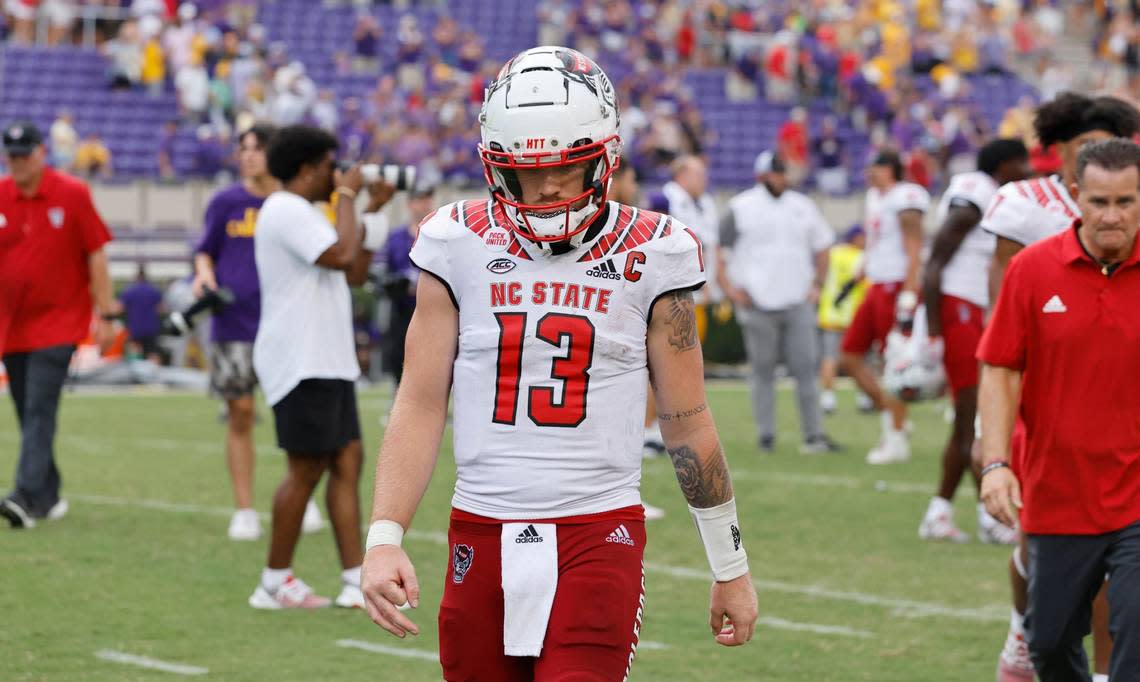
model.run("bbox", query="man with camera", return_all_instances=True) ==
[193,123,323,541]
[0,121,117,528]
[248,125,394,609]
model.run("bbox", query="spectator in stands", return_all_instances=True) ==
[157,120,178,181]
[139,14,166,97]
[49,111,78,170]
[73,132,113,180]
[104,19,143,90]
[432,15,459,67]
[163,2,200,75]
[0,121,117,528]
[208,62,235,129]
[4,0,35,44]
[352,12,380,73]
[777,106,810,188]
[375,182,434,385]
[813,115,847,196]
[118,264,163,363]
[191,124,233,181]
[311,89,339,134]
[718,151,838,454]
[176,55,211,123]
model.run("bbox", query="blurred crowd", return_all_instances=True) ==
[0,0,1128,192]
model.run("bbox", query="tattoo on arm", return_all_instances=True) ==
[657,403,707,422]
[664,291,699,352]
[668,443,733,508]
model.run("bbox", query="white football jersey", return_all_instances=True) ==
[936,171,999,308]
[864,182,931,284]
[980,175,1080,247]
[409,200,705,519]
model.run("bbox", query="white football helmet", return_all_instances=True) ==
[881,306,947,402]
[479,46,622,247]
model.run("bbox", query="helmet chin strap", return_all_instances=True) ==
[501,180,607,255]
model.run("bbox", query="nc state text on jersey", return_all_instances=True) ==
[490,281,612,314]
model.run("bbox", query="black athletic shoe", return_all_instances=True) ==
[801,434,843,455]
[0,495,35,529]
[759,434,776,453]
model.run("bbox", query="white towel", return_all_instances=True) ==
[500,522,558,657]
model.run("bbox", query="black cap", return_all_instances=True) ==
[408,181,436,199]
[3,121,44,155]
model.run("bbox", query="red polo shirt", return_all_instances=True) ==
[0,168,112,354]
[978,224,1140,535]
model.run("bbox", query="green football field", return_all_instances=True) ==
[0,381,1020,681]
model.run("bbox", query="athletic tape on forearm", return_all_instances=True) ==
[361,212,390,251]
[688,498,749,582]
[365,520,404,551]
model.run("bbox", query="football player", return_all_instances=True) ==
[917,138,1029,544]
[360,47,758,680]
[980,92,1140,682]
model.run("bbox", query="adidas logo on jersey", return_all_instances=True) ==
[1042,295,1067,314]
[605,524,636,546]
[586,259,622,280]
[515,524,544,544]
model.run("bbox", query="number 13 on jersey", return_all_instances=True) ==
[493,312,596,428]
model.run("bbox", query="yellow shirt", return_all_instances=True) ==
[74,141,111,172]
[141,39,165,84]
[818,244,869,330]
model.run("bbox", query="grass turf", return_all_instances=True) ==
[0,382,1019,681]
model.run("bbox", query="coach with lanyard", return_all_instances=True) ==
[979,139,1140,681]
[0,121,117,528]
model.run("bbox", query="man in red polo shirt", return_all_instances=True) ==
[979,138,1140,681]
[0,121,116,529]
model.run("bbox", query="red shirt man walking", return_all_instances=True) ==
[979,138,1140,681]
[0,121,116,529]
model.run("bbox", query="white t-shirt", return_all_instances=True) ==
[936,171,998,307]
[980,174,1080,247]
[409,200,705,519]
[253,191,360,406]
[660,181,721,301]
[723,184,834,310]
[864,182,930,284]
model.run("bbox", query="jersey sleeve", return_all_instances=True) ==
[196,193,226,259]
[805,199,835,252]
[646,222,707,301]
[980,184,1037,245]
[944,174,995,214]
[894,183,931,213]
[408,203,465,299]
[75,183,112,254]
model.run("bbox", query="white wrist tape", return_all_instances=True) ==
[365,520,404,551]
[689,498,749,582]
[361,212,390,251]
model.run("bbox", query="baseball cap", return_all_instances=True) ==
[3,121,43,156]
[753,150,786,175]
[409,180,436,199]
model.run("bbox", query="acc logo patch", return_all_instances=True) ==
[484,227,510,253]
[452,544,474,584]
[487,258,516,274]
[47,207,65,229]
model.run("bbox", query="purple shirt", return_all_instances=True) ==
[120,281,163,338]
[376,225,418,308]
[196,184,265,342]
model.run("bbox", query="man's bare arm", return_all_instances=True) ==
[87,248,115,315]
[647,290,732,508]
[988,236,1024,306]
[923,204,981,336]
[899,208,925,294]
[368,273,458,529]
[978,363,1021,466]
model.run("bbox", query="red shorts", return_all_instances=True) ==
[439,506,647,682]
[841,282,901,355]
[940,294,985,395]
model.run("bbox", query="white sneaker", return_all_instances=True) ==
[996,612,1035,682]
[334,583,365,609]
[46,499,69,521]
[642,501,666,520]
[978,507,1019,545]
[867,431,909,464]
[249,575,331,610]
[919,512,970,543]
[302,499,325,534]
[855,392,875,413]
[228,508,261,541]
[820,390,837,415]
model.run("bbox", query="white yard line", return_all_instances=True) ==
[637,640,670,650]
[69,493,1004,625]
[94,650,208,676]
[757,616,872,639]
[729,470,934,496]
[335,639,439,662]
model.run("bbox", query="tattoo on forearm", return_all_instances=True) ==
[668,443,733,508]
[657,403,707,422]
[664,291,698,352]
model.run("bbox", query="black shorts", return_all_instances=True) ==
[271,379,361,455]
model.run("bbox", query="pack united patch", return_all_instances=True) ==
[452,544,474,583]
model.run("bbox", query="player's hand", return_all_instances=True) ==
[709,573,758,647]
[336,163,366,195]
[727,287,752,309]
[361,545,421,639]
[980,466,1022,529]
[191,270,217,298]
[365,179,397,213]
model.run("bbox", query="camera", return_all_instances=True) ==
[162,287,234,336]
[338,162,417,191]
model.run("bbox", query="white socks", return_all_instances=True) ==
[926,496,953,519]
[342,566,362,587]
[262,567,292,591]
[1092,674,1108,682]
[1009,607,1025,636]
